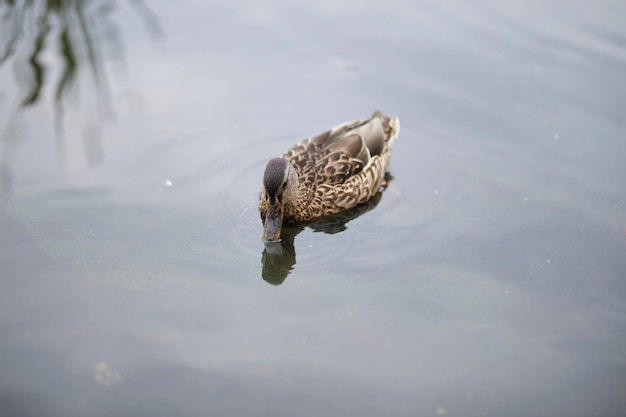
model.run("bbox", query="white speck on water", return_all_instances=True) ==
[434,189,439,194]
[165,180,173,187]
[504,289,510,294]
[554,133,559,140]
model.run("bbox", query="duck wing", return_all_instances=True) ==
[283,113,387,186]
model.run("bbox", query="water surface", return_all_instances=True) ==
[1,0,625,416]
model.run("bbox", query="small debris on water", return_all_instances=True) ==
[554,133,559,140]
[164,180,173,187]
[94,362,124,386]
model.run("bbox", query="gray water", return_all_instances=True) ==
[1,0,625,416]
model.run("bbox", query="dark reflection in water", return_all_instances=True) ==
[261,223,304,285]
[261,181,387,285]
[0,0,161,194]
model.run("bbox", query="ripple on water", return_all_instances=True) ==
[219,128,433,284]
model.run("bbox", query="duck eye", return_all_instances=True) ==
[283,180,288,188]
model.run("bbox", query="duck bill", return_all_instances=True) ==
[263,203,284,242]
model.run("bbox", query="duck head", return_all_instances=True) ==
[260,157,299,242]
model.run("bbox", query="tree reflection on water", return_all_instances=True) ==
[0,0,162,195]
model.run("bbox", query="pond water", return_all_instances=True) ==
[1,0,625,416]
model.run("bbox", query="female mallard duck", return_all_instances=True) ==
[259,111,400,242]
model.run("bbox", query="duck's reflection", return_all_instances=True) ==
[261,185,387,285]
[261,222,305,285]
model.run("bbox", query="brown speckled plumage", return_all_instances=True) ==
[259,111,400,241]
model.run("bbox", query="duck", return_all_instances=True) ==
[259,111,400,242]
